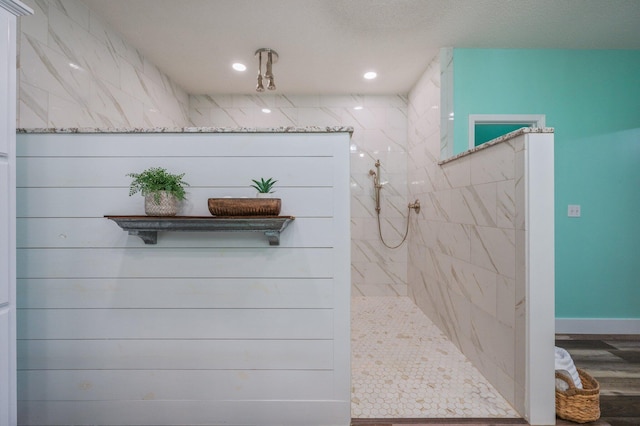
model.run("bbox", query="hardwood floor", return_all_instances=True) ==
[351,335,640,426]
[556,334,640,426]
[351,419,527,425]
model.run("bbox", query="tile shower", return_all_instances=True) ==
[16,0,524,421]
[189,93,520,419]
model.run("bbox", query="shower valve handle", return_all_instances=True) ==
[408,200,421,214]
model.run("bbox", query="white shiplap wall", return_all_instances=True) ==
[16,131,351,426]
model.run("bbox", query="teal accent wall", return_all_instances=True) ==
[453,49,640,319]
[475,123,529,146]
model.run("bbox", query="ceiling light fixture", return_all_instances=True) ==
[255,48,278,92]
[232,63,246,71]
[364,71,377,80]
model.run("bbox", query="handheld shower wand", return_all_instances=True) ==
[369,161,382,213]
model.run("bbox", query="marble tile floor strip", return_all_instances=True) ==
[555,334,640,426]
[350,323,640,426]
[351,296,519,419]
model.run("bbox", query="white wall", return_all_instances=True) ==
[191,94,409,296]
[16,131,351,426]
[17,0,189,128]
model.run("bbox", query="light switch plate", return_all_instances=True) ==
[568,204,581,217]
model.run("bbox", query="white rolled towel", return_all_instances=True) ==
[555,370,572,391]
[555,346,582,389]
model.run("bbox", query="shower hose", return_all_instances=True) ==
[369,159,420,249]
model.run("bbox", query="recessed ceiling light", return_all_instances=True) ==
[261,108,271,114]
[232,63,247,71]
[363,71,377,80]
[353,106,363,110]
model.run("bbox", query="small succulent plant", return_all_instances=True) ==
[250,177,277,194]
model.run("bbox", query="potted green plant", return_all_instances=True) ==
[127,167,189,216]
[251,177,277,198]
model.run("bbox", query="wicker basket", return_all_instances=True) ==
[556,368,600,423]
[208,198,281,216]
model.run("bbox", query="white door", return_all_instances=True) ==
[0,161,11,426]
[0,2,32,424]
[0,5,13,424]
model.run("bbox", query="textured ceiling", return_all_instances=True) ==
[81,0,640,95]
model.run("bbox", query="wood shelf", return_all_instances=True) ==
[105,215,295,245]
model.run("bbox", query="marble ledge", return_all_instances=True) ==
[17,126,354,134]
[438,127,554,165]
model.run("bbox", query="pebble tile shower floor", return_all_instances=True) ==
[351,296,519,419]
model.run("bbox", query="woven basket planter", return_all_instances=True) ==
[556,368,600,423]
[208,198,281,216]
[145,191,179,216]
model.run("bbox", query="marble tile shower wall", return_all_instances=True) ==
[190,94,409,296]
[407,56,523,413]
[17,0,189,128]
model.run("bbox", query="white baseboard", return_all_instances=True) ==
[556,318,640,334]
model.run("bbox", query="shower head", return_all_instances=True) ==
[256,52,265,92]
[256,74,265,92]
[265,51,276,90]
[369,169,376,176]
[267,76,276,91]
